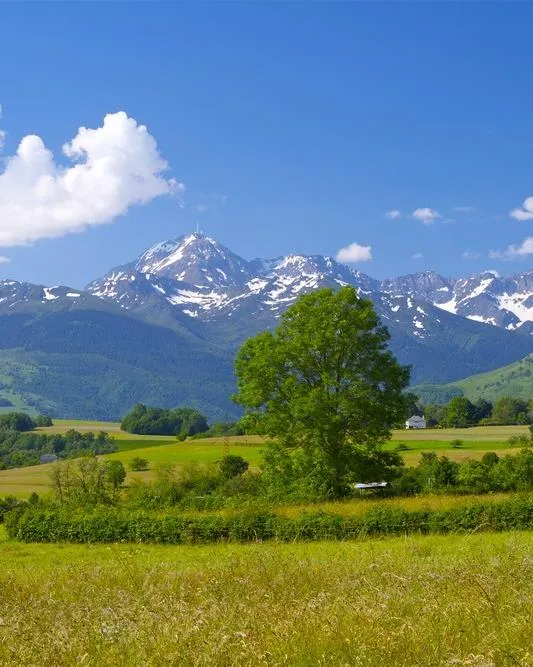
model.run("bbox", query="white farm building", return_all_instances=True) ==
[405,415,426,429]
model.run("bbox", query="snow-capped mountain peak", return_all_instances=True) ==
[134,232,253,287]
[85,233,533,336]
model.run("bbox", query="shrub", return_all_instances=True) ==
[34,415,53,427]
[219,455,249,480]
[130,457,149,472]
[450,439,464,449]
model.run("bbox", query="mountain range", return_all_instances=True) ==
[1,232,533,420]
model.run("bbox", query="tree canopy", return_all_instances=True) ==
[121,404,208,436]
[233,286,410,498]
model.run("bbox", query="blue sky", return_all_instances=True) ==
[1,2,533,287]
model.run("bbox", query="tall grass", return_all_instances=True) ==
[1,532,533,665]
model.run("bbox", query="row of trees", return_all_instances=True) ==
[397,449,533,494]
[421,396,533,428]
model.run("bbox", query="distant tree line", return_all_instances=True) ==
[121,404,209,437]
[0,412,116,470]
[417,396,533,428]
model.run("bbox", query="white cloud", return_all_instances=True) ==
[412,208,440,224]
[510,196,533,221]
[385,209,401,219]
[412,252,423,259]
[461,250,480,260]
[336,242,372,263]
[489,237,533,259]
[195,204,209,213]
[0,109,182,247]
[0,255,10,264]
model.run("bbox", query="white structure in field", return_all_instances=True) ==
[405,415,426,429]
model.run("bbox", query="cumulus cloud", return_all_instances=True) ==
[385,209,401,219]
[510,196,533,221]
[461,250,480,260]
[411,252,423,259]
[0,255,10,263]
[489,237,533,259]
[0,109,182,247]
[412,208,440,224]
[336,242,372,263]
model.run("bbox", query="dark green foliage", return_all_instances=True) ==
[219,455,249,480]
[34,415,53,427]
[450,439,464,449]
[423,403,446,427]
[0,310,237,422]
[396,449,533,495]
[416,453,459,490]
[129,457,149,472]
[442,396,477,428]
[234,287,410,498]
[490,397,531,425]
[106,460,126,490]
[190,421,245,439]
[0,429,116,469]
[0,412,36,432]
[121,403,208,436]
[8,496,533,544]
[0,495,23,522]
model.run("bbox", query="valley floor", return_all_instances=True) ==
[1,527,532,666]
[1,422,529,499]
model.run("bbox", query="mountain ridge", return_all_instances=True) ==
[0,232,532,420]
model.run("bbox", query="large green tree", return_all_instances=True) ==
[233,287,410,498]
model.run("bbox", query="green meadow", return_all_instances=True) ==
[1,526,532,666]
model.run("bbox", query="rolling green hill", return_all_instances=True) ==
[414,353,533,404]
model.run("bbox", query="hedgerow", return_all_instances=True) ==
[6,495,533,544]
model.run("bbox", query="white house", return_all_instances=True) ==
[405,415,426,429]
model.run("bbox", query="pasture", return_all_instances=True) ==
[0,421,529,498]
[1,527,532,665]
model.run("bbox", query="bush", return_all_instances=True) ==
[219,455,249,480]
[130,457,149,472]
[34,415,53,427]
[450,439,464,449]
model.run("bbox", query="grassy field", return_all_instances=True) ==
[0,527,532,665]
[0,421,529,498]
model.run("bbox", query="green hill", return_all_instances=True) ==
[414,353,533,404]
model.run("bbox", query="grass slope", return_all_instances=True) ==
[1,530,533,665]
[414,352,533,404]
